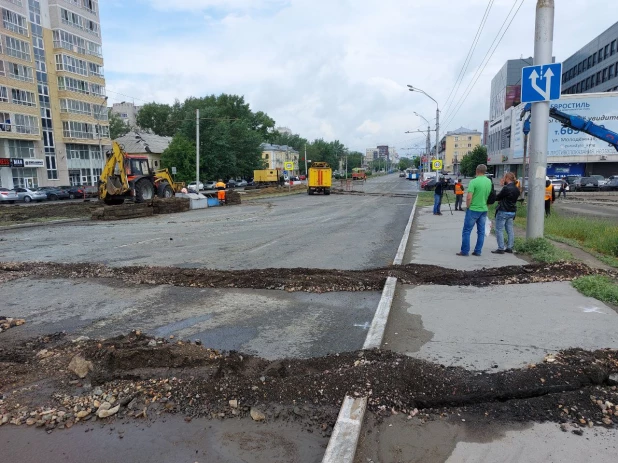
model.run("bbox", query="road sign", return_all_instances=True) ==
[284,161,294,171]
[171,167,177,175]
[521,63,562,103]
[431,160,442,171]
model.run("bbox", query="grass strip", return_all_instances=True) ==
[572,275,618,305]
[416,191,435,207]
[513,237,573,263]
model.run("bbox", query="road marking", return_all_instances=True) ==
[353,322,370,330]
[582,306,607,314]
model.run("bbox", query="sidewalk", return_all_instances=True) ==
[358,205,618,462]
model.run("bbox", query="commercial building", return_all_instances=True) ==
[488,58,533,121]
[111,101,140,129]
[114,131,171,170]
[260,143,299,176]
[0,0,109,190]
[438,127,482,174]
[562,21,618,95]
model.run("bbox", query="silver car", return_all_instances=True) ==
[14,187,47,203]
[0,188,18,204]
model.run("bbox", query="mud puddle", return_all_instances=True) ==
[0,261,608,293]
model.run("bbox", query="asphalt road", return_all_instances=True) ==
[554,199,618,222]
[0,174,418,270]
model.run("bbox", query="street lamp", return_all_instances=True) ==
[408,85,440,177]
[413,111,432,175]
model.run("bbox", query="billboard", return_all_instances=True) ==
[505,85,521,110]
[513,93,618,159]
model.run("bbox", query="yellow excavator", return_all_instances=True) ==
[99,141,185,205]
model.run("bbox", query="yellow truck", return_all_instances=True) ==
[253,169,283,186]
[308,162,332,195]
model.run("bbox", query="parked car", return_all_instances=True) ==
[236,180,248,188]
[600,179,618,191]
[226,179,237,189]
[14,187,47,202]
[550,179,569,192]
[399,172,406,178]
[203,181,217,190]
[59,185,95,199]
[573,177,600,192]
[299,175,306,181]
[0,188,18,204]
[37,186,70,200]
[187,181,204,192]
[591,175,607,186]
[565,175,581,187]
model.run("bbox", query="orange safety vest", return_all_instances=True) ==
[454,183,464,195]
[545,184,553,201]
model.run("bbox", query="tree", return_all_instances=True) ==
[459,145,487,177]
[108,110,130,140]
[398,157,414,171]
[160,134,196,183]
[136,102,174,136]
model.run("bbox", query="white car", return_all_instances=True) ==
[187,181,204,192]
[203,181,217,190]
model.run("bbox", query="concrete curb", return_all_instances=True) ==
[0,218,87,231]
[321,396,367,463]
[393,196,418,265]
[322,194,417,462]
[363,277,397,350]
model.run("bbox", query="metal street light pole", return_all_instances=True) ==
[408,86,439,178]
[527,0,555,239]
[414,112,432,175]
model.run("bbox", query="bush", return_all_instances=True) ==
[513,237,573,263]
[572,275,618,305]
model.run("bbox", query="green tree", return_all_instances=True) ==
[136,102,174,136]
[398,157,413,171]
[459,145,487,177]
[108,110,130,140]
[160,134,196,182]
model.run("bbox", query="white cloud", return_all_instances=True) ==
[104,0,618,151]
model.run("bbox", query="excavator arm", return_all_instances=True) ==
[98,141,130,200]
[549,107,618,152]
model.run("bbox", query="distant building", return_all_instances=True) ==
[114,131,172,170]
[438,127,482,174]
[260,144,299,176]
[111,102,141,129]
[489,58,536,121]
[275,126,292,136]
[561,21,618,95]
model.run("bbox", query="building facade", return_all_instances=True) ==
[0,0,109,190]
[111,101,140,128]
[260,143,299,176]
[438,127,482,174]
[562,21,618,95]
[488,58,534,122]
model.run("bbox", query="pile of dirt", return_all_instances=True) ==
[0,261,609,293]
[0,202,99,224]
[1,333,617,435]
[92,198,191,221]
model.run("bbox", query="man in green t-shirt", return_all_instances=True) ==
[456,164,493,256]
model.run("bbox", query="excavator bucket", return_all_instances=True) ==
[106,176,124,196]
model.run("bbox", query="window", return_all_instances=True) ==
[0,85,7,102]
[576,82,581,92]
[454,137,459,141]
[82,0,98,15]
[8,140,34,158]
[598,50,603,62]
[603,68,608,82]
[588,56,593,68]
[60,98,91,115]
[55,53,88,76]
[86,41,101,57]
[605,44,610,59]
[577,63,582,73]
[2,8,28,36]
[597,71,602,83]
[609,65,615,80]
[93,104,107,120]
[88,61,103,77]
[95,124,109,138]
[58,75,89,94]
[612,41,617,56]
[14,114,38,134]
[89,82,104,96]
[454,143,458,148]
[0,60,4,77]
[53,29,86,55]
[586,76,591,89]
[62,120,93,139]
[5,35,31,61]
[7,62,34,82]
[591,74,596,87]
[0,111,11,131]
[60,7,83,30]
[467,143,472,148]
[66,143,90,159]
[468,136,472,140]
[582,59,587,71]
[11,88,36,106]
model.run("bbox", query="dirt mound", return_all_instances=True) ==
[0,202,98,224]
[1,332,617,434]
[0,261,608,293]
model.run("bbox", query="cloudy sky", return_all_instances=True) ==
[101,0,618,153]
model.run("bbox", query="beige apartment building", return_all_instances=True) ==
[0,0,109,190]
[438,127,482,174]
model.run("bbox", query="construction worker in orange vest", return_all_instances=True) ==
[544,179,555,217]
[216,179,226,204]
[454,179,465,211]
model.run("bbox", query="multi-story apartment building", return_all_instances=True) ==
[0,0,109,190]
[111,101,140,128]
[438,127,482,174]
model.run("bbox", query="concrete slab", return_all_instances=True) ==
[383,282,618,371]
[354,415,618,463]
[0,278,381,360]
[409,206,526,270]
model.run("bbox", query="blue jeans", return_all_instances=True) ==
[460,210,487,255]
[433,194,442,214]
[495,210,516,250]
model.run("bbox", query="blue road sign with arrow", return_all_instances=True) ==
[521,63,562,103]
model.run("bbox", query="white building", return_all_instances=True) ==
[111,101,141,129]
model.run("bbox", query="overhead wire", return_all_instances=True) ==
[441,0,495,118]
[441,0,527,133]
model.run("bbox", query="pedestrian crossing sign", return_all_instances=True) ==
[431,160,443,171]
[284,162,294,171]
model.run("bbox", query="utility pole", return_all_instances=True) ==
[304,144,308,179]
[527,0,554,239]
[426,125,431,174]
[196,109,200,187]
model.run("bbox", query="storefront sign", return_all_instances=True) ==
[10,158,24,168]
[24,159,45,168]
[0,158,10,167]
